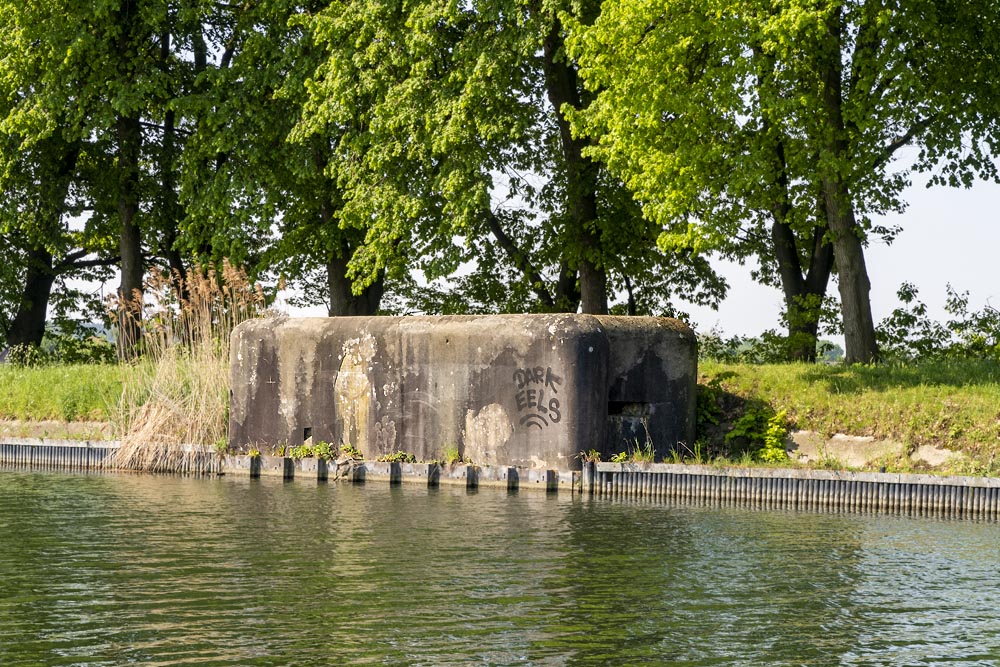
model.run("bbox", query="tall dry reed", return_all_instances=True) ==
[107,262,267,472]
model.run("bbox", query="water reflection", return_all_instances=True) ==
[1,470,999,666]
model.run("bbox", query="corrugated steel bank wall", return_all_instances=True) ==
[3,440,998,519]
[584,463,1000,518]
[0,439,224,474]
[0,440,118,469]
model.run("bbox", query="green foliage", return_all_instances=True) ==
[758,411,789,463]
[609,451,628,464]
[698,321,842,365]
[698,330,789,365]
[578,449,602,463]
[213,439,231,456]
[628,440,656,464]
[289,444,314,460]
[340,444,364,460]
[877,283,1000,361]
[3,344,47,368]
[314,441,335,462]
[376,451,416,463]
[441,445,463,465]
[695,376,724,433]
[248,448,261,459]
[290,0,727,317]
[725,402,774,447]
[43,325,116,365]
[569,0,1000,362]
[725,401,788,463]
[701,359,1000,464]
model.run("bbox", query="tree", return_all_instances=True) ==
[179,0,390,316]
[571,0,1000,362]
[0,9,120,351]
[0,0,215,358]
[294,0,725,316]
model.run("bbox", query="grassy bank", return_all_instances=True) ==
[0,363,122,423]
[699,359,1000,470]
[3,356,999,474]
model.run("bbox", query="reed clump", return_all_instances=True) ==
[107,262,267,472]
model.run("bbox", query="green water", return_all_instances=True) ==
[1,471,999,666]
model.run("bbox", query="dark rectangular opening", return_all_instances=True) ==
[608,402,650,417]
[303,427,312,441]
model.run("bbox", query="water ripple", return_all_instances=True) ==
[1,470,999,665]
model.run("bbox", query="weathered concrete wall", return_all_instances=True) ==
[230,315,696,470]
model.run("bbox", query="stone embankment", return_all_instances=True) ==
[789,431,967,468]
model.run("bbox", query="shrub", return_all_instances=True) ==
[878,283,1000,361]
[725,401,788,463]
[314,441,335,461]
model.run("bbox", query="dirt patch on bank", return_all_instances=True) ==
[0,420,114,441]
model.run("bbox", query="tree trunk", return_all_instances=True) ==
[554,261,581,312]
[484,210,555,309]
[542,19,607,314]
[157,32,189,304]
[317,195,383,316]
[117,113,145,359]
[824,183,878,363]
[159,105,190,304]
[771,219,834,362]
[819,6,878,363]
[755,43,835,363]
[6,135,81,350]
[5,247,56,349]
[326,250,384,316]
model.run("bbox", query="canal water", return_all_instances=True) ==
[1,470,999,666]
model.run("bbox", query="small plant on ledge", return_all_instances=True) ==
[289,444,314,460]
[340,444,364,460]
[629,440,656,464]
[441,444,467,465]
[314,441,335,461]
[376,451,417,463]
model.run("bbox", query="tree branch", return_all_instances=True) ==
[872,115,936,171]
[483,209,555,308]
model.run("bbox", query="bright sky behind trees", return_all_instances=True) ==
[683,174,1000,340]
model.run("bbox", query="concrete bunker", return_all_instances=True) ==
[229,315,696,470]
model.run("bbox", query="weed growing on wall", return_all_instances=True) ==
[376,451,416,463]
[441,444,463,465]
[340,444,363,460]
[313,441,335,461]
[289,444,314,460]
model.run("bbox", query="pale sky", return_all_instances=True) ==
[682,174,1000,340]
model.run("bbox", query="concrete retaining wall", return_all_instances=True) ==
[229,315,698,469]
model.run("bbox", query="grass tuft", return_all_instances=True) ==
[106,262,266,472]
